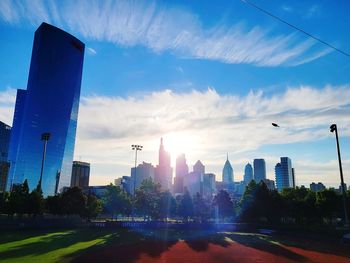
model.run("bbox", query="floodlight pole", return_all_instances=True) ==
[38,132,50,190]
[131,144,143,221]
[330,124,349,227]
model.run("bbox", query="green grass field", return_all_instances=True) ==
[1,228,349,263]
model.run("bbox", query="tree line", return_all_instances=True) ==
[0,178,349,225]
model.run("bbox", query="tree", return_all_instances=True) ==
[103,184,131,219]
[134,179,160,220]
[7,180,30,215]
[0,191,9,215]
[46,195,62,215]
[159,191,176,221]
[213,190,234,221]
[316,189,340,224]
[60,187,86,216]
[85,194,103,219]
[28,185,44,216]
[178,189,194,222]
[193,193,210,223]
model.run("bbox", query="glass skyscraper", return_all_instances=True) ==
[275,157,294,191]
[253,158,266,182]
[7,23,85,195]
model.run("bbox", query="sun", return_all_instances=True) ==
[162,132,198,162]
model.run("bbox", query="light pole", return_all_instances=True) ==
[131,144,142,220]
[38,132,50,190]
[330,124,349,226]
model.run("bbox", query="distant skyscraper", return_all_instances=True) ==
[292,168,296,188]
[253,159,266,182]
[184,160,205,196]
[155,138,173,191]
[193,160,205,175]
[202,173,216,198]
[262,179,276,190]
[222,154,234,184]
[174,153,189,194]
[244,163,253,185]
[0,121,11,162]
[131,161,155,191]
[7,23,85,195]
[275,157,294,191]
[70,161,90,189]
[0,121,11,192]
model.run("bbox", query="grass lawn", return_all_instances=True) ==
[0,228,349,263]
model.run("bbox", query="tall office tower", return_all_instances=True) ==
[0,121,11,192]
[155,138,173,191]
[202,173,216,198]
[7,23,85,195]
[193,160,205,175]
[131,161,155,191]
[275,157,293,191]
[292,168,296,188]
[244,163,253,185]
[174,153,189,194]
[222,154,234,184]
[253,159,266,182]
[70,161,90,189]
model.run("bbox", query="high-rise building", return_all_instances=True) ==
[174,153,189,194]
[184,160,205,196]
[0,121,11,192]
[7,23,85,195]
[244,163,253,185]
[202,173,216,198]
[222,154,234,184]
[275,157,294,191]
[70,161,90,189]
[155,138,173,191]
[131,161,155,191]
[292,168,296,188]
[253,159,266,182]
[0,121,11,162]
[193,160,205,175]
[262,179,276,190]
[310,182,326,192]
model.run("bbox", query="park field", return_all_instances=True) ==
[0,227,350,263]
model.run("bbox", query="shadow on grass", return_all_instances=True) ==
[1,228,349,263]
[0,228,123,261]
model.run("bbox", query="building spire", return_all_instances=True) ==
[160,137,163,146]
[226,152,228,161]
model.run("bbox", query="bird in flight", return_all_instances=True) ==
[272,123,280,127]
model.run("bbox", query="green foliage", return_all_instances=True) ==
[85,194,103,219]
[60,187,87,216]
[178,189,194,221]
[7,180,30,215]
[159,191,176,220]
[316,189,341,223]
[134,179,161,220]
[193,193,210,222]
[102,184,131,218]
[213,190,234,220]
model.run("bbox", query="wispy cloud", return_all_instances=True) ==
[0,0,331,66]
[1,85,349,185]
[87,47,97,55]
[74,85,350,184]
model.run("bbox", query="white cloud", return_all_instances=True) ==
[72,85,350,185]
[87,47,97,55]
[0,88,16,125]
[2,85,349,187]
[0,0,331,66]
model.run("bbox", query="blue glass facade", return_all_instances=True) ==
[0,121,11,162]
[7,23,85,195]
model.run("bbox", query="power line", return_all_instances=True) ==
[240,0,350,58]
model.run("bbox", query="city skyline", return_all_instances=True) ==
[0,1,350,188]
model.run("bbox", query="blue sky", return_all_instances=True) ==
[0,0,350,187]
